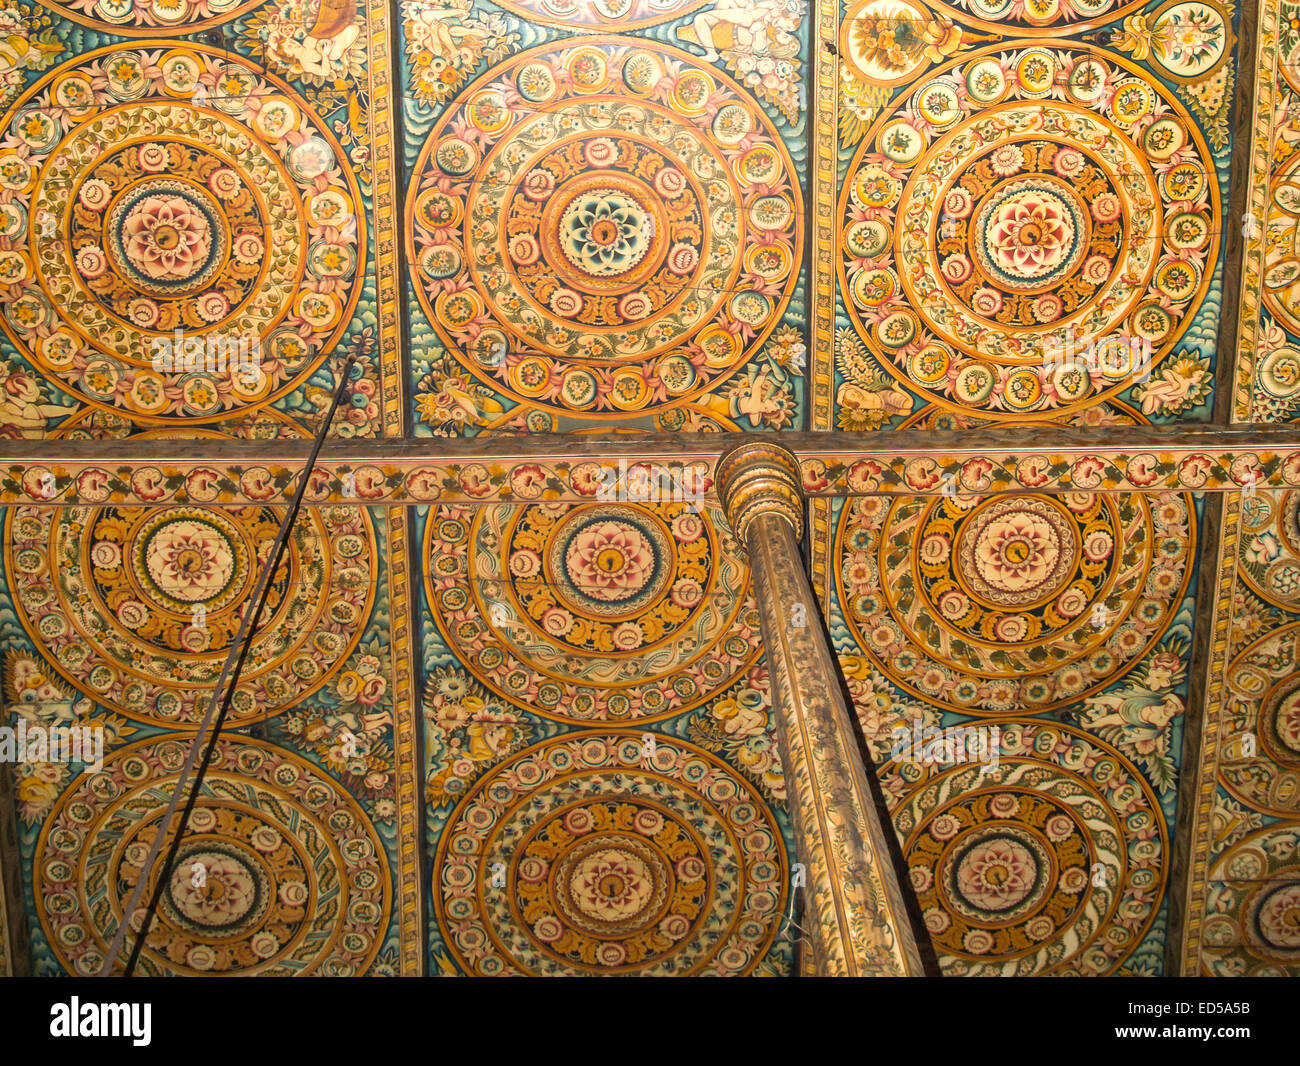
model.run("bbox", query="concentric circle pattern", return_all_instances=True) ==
[35,736,389,976]
[837,491,1193,712]
[1222,618,1300,817]
[433,732,786,975]
[6,503,376,727]
[882,721,1166,976]
[1204,824,1300,976]
[0,46,363,421]
[407,38,800,417]
[839,44,1218,418]
[426,500,761,723]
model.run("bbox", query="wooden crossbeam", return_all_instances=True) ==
[0,424,1296,505]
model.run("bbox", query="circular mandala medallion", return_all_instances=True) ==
[6,504,376,727]
[426,501,761,722]
[35,736,389,976]
[0,46,363,422]
[1203,824,1300,975]
[839,44,1218,418]
[883,721,1165,975]
[1222,618,1300,817]
[407,39,800,417]
[837,491,1193,712]
[433,732,786,975]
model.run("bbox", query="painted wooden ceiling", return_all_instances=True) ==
[0,0,1294,978]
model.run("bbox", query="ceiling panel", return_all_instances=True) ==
[0,2,405,438]
[415,498,796,974]
[400,17,810,434]
[1,503,421,975]
[811,0,1238,428]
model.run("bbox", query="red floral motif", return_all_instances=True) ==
[904,458,942,492]
[1126,453,1160,487]
[1283,453,1300,486]
[76,468,112,502]
[457,463,492,498]
[406,469,443,499]
[353,466,387,500]
[22,467,56,500]
[302,468,333,501]
[1177,454,1213,487]
[509,464,547,499]
[131,467,168,501]
[569,462,605,497]
[1016,454,1050,488]
[1068,456,1106,489]
[959,457,994,493]
[1229,454,1263,486]
[986,191,1075,279]
[848,459,884,493]
[238,467,276,501]
[801,459,830,493]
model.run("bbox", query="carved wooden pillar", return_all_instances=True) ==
[718,442,924,976]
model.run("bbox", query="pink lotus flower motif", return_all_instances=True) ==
[147,520,233,598]
[566,521,655,603]
[956,838,1037,911]
[123,194,213,282]
[169,854,257,926]
[989,144,1025,177]
[975,513,1059,591]
[987,191,1075,278]
[571,848,653,920]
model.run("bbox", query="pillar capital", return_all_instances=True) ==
[717,442,804,544]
